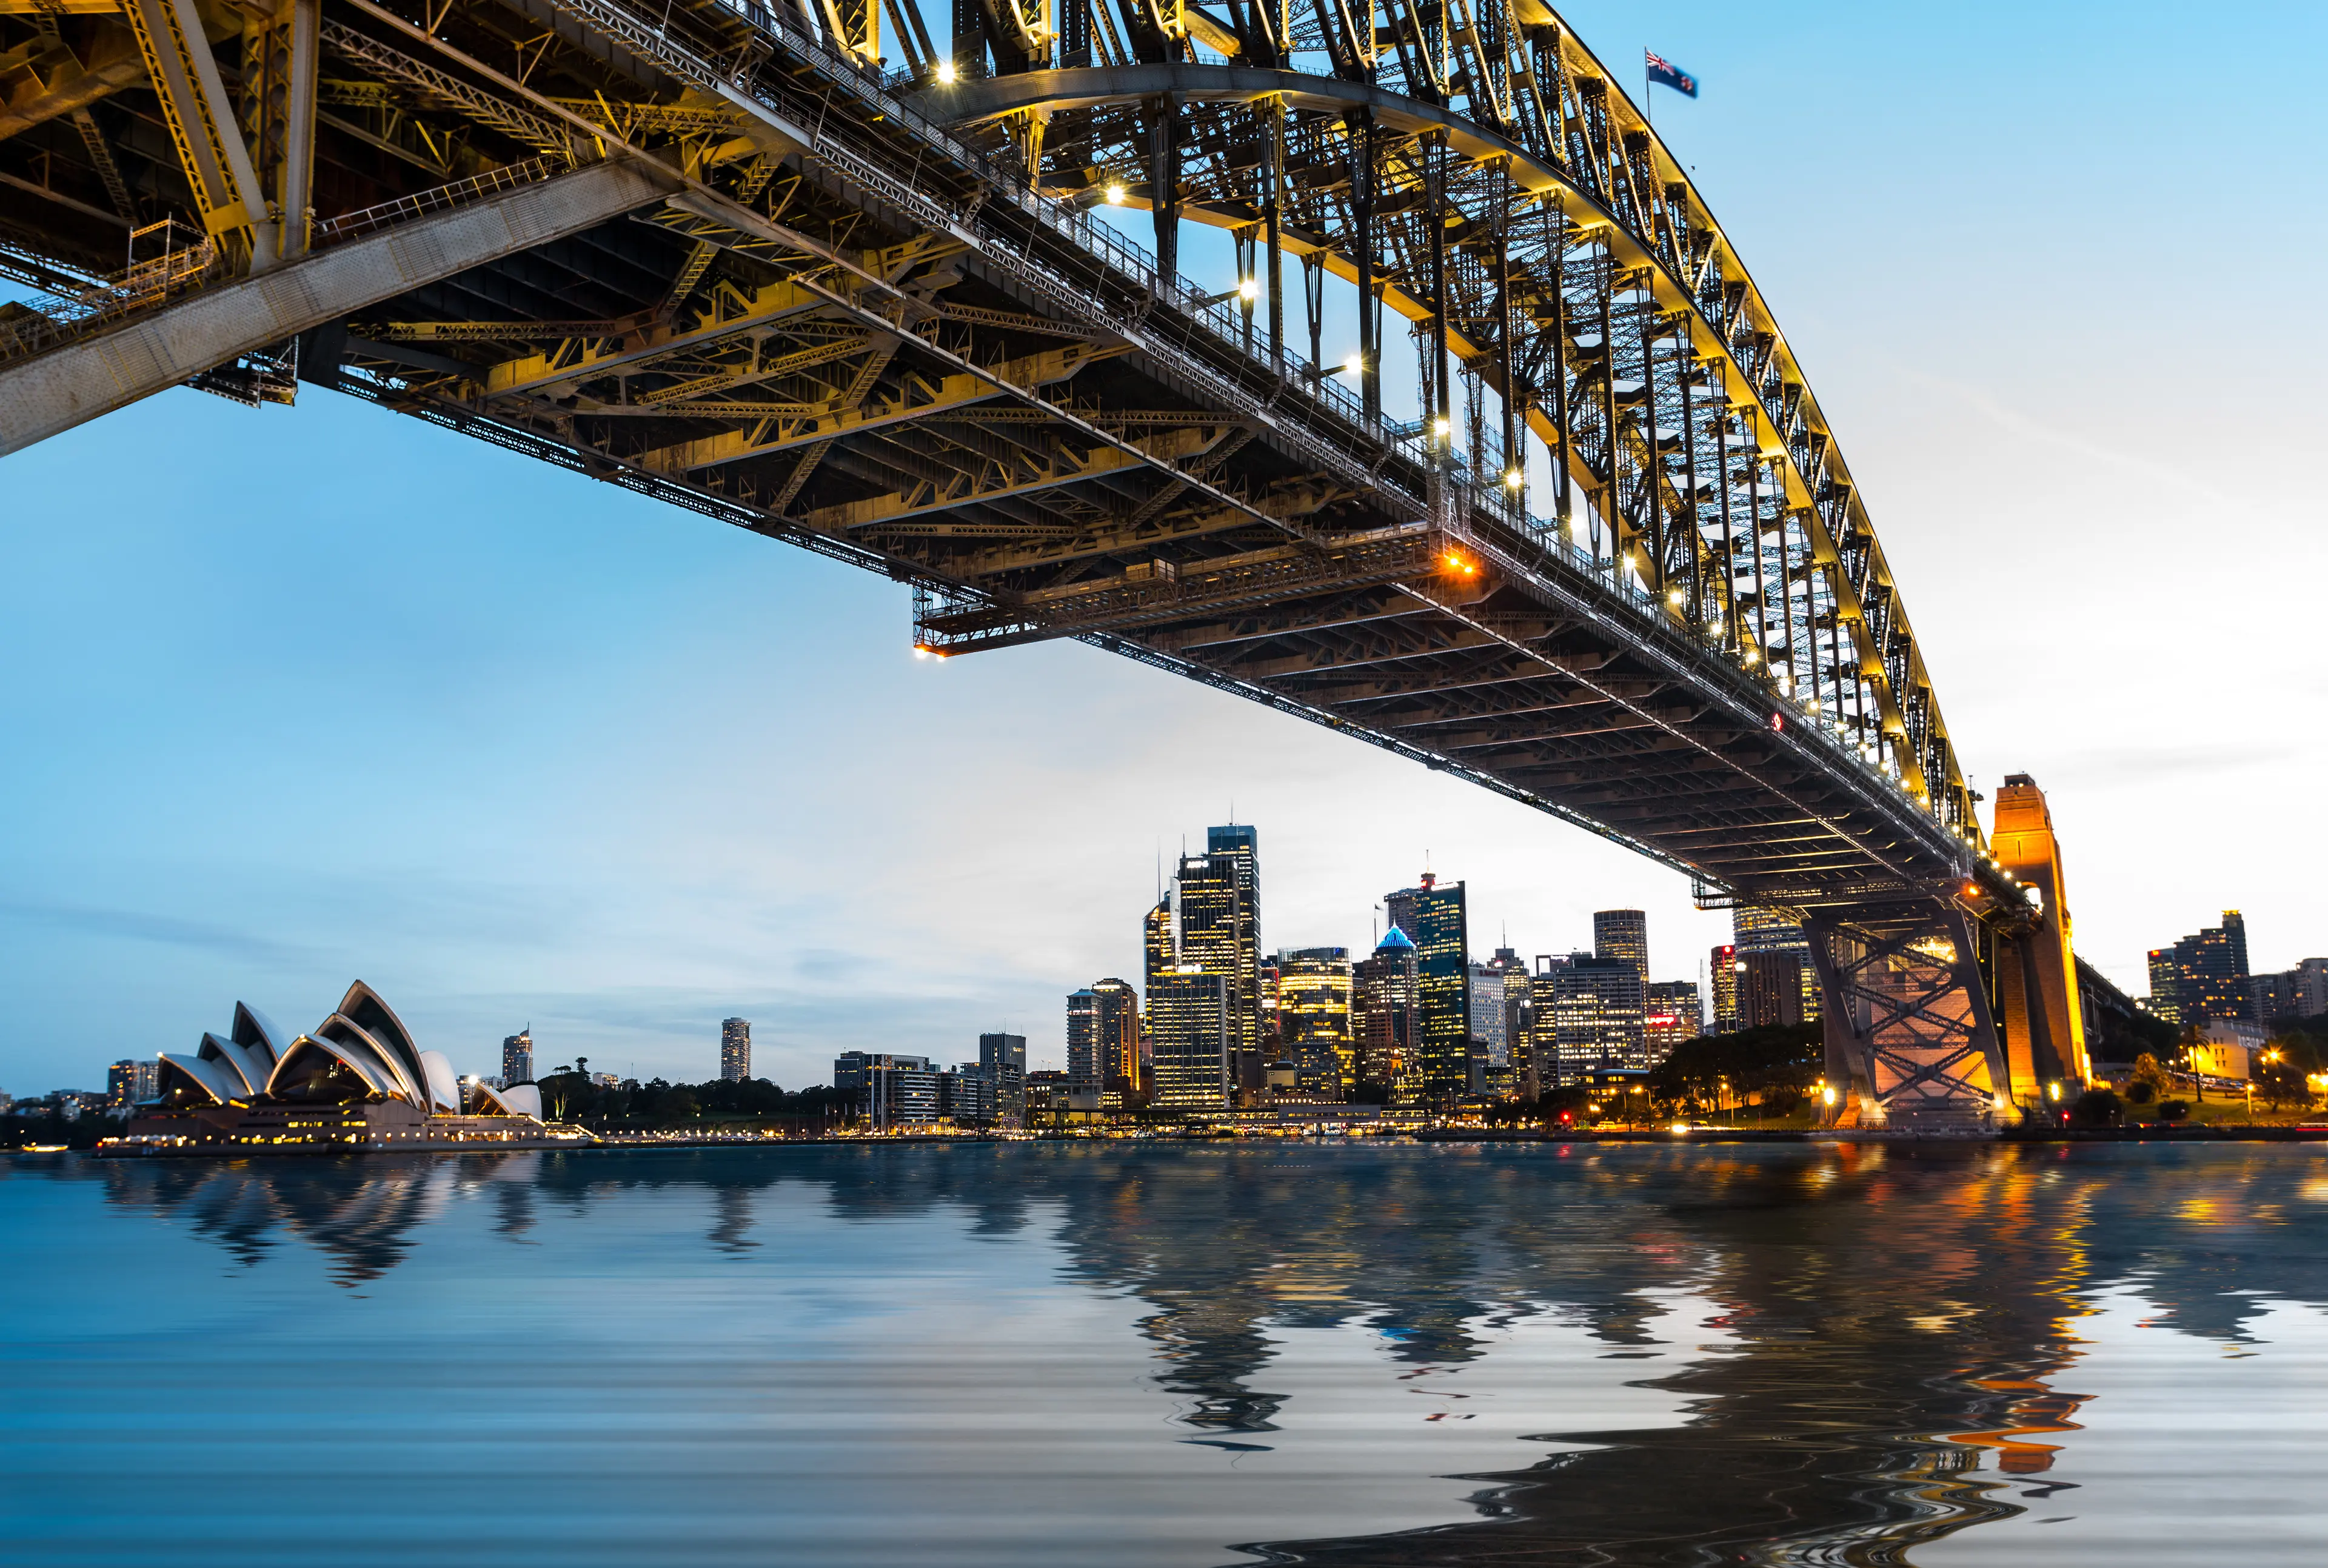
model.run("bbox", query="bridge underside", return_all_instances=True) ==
[0,0,2040,1123]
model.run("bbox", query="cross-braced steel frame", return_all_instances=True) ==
[0,0,2032,1124]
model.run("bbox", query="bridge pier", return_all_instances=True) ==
[1987,774,2093,1112]
[1807,900,2011,1133]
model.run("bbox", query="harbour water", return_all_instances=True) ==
[5,1141,2326,1566]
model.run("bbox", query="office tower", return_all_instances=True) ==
[1710,946,1740,1033]
[1174,826,1265,1084]
[106,1059,158,1108]
[833,1052,940,1127]
[720,1018,752,1083]
[1148,967,1231,1108]
[1384,874,1470,1100]
[1548,954,1647,1080]
[1277,947,1353,1098]
[501,1028,534,1084]
[1645,981,1702,1061]
[1594,910,1650,990]
[1740,949,1807,1028]
[938,1066,994,1127]
[1733,906,1821,1022]
[978,1032,1028,1124]
[1351,928,1419,1095]
[1066,979,1141,1101]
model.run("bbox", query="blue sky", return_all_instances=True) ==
[4,2,2323,1092]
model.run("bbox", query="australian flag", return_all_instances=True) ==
[1645,50,1699,98]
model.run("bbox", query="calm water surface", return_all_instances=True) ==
[5,1141,2326,1566]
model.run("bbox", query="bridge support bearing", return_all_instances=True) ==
[1806,901,2011,1135]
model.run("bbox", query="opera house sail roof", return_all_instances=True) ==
[141,982,545,1149]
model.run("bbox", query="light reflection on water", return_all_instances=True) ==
[3,1142,2326,1566]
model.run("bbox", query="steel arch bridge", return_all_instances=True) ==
[0,0,2092,1126]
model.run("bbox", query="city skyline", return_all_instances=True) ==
[3,2,2322,1094]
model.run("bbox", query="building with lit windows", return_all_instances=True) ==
[501,1028,534,1085]
[1734,906,1820,1023]
[123,983,548,1150]
[1174,826,1265,1087]
[1645,981,1701,1061]
[1148,967,1231,1108]
[1594,910,1650,990]
[720,1017,752,1083]
[105,1059,158,1109]
[1548,953,1646,1082]
[1068,978,1142,1104]
[1276,947,1353,1098]
[2148,912,2253,1023]
[1710,946,1740,1033]
[1385,875,1470,1100]
[977,1032,1026,1125]
[1351,928,1419,1095]
[1469,947,1533,1096]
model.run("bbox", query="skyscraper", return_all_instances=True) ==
[106,1059,158,1108]
[1351,928,1419,1095]
[2149,913,2253,1023]
[1549,953,1647,1081]
[1594,910,1650,990]
[1276,947,1353,1098]
[1710,946,1740,1033]
[720,1018,751,1083]
[501,1028,534,1084]
[1468,947,1532,1096]
[1740,949,1807,1028]
[1385,875,1471,1100]
[1176,826,1265,1084]
[976,1030,1027,1119]
[1645,981,1702,1061]
[1733,906,1821,1022]
[1147,967,1231,1108]
[1067,979,1142,1101]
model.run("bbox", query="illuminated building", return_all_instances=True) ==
[720,1017,752,1083]
[1176,826,1265,1087]
[106,1059,157,1109]
[1470,947,1533,1096]
[1645,981,1701,1061]
[1734,906,1820,1023]
[127,984,547,1150]
[1385,874,1470,1100]
[1548,953,1645,1082]
[2250,959,2328,1025]
[938,1066,994,1127]
[1068,979,1142,1103]
[1148,967,1231,1108]
[1711,945,1740,1032]
[2149,912,2253,1023]
[501,1028,534,1084]
[1594,910,1650,990]
[1276,947,1353,1098]
[1351,928,1419,1095]
[978,1032,1027,1124]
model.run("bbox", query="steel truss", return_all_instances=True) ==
[0,0,2029,1122]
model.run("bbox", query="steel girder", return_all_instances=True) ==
[0,0,2022,964]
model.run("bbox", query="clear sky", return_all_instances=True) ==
[2,1,2323,1093]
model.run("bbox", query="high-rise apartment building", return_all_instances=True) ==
[501,1028,534,1084]
[1385,875,1471,1099]
[1351,928,1419,1095]
[106,1059,158,1108]
[1710,946,1740,1033]
[2148,913,2253,1023]
[720,1017,752,1083]
[2249,959,2328,1025]
[1548,954,1647,1081]
[1277,947,1353,1098]
[1740,949,1807,1028]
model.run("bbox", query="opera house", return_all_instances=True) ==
[118,981,572,1153]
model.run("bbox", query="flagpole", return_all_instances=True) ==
[1645,52,1653,127]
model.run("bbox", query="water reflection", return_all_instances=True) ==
[39,1142,2328,1564]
